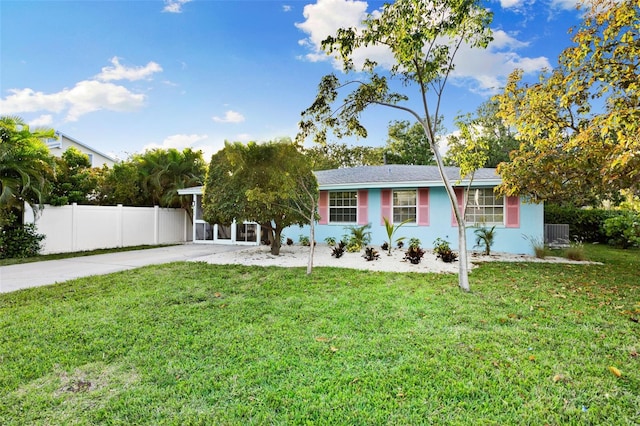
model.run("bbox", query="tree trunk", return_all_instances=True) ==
[419,118,471,292]
[306,216,315,275]
[270,227,282,255]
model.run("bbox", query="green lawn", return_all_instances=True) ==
[1,245,638,425]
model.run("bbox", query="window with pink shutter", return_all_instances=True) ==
[417,188,429,226]
[505,196,520,228]
[357,190,368,225]
[318,191,328,225]
[451,188,465,226]
[380,189,392,225]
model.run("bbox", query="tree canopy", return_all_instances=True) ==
[495,0,639,206]
[0,116,55,224]
[203,139,318,255]
[297,0,493,291]
[48,147,100,206]
[384,118,442,165]
[303,143,383,170]
[445,99,518,169]
[98,147,206,215]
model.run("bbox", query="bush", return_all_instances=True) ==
[544,204,622,243]
[433,237,457,263]
[0,223,45,259]
[603,212,640,248]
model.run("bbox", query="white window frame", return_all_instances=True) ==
[465,188,505,226]
[328,191,358,224]
[393,189,417,223]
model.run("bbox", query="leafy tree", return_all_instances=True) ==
[48,147,99,206]
[304,143,383,170]
[97,162,142,206]
[445,99,518,168]
[203,139,318,256]
[495,0,639,206]
[98,148,205,217]
[297,0,493,292]
[0,116,55,225]
[384,119,438,165]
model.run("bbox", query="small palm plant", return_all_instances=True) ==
[343,223,372,252]
[474,224,496,255]
[383,217,411,255]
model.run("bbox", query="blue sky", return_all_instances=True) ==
[1,0,583,161]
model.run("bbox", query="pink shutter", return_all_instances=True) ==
[417,188,429,226]
[451,188,465,227]
[505,196,520,228]
[380,189,392,225]
[318,191,329,225]
[357,190,368,225]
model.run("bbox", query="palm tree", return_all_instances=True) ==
[0,116,56,225]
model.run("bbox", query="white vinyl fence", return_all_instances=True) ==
[24,204,192,254]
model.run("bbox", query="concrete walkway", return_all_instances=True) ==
[0,244,247,294]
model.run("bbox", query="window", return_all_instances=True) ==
[465,188,504,225]
[393,190,417,223]
[329,191,357,223]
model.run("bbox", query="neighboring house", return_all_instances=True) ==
[45,131,116,168]
[179,165,543,255]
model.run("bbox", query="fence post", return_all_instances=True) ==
[71,203,78,252]
[117,204,123,247]
[154,206,160,245]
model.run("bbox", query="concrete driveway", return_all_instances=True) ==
[0,244,247,294]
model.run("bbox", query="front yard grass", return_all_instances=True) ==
[1,245,638,424]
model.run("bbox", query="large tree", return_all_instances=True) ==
[0,116,56,225]
[203,139,318,256]
[48,147,100,206]
[445,99,518,169]
[297,0,493,292]
[495,0,639,206]
[384,119,439,165]
[98,148,206,217]
[304,143,384,170]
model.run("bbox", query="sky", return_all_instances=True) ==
[1,0,584,162]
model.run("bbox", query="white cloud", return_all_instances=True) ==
[163,0,192,13]
[212,110,245,124]
[95,57,162,82]
[451,30,551,95]
[142,133,223,162]
[296,0,385,66]
[29,114,54,127]
[295,0,550,95]
[499,0,526,8]
[1,80,146,122]
[550,0,579,11]
[283,5,292,12]
[0,58,158,121]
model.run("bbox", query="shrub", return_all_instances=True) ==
[0,223,45,259]
[564,239,586,261]
[331,240,346,258]
[474,225,496,255]
[523,235,547,259]
[362,246,380,261]
[603,212,640,248]
[404,245,425,264]
[324,236,337,246]
[381,242,389,252]
[343,224,372,253]
[544,204,623,243]
[286,238,294,246]
[408,237,421,249]
[433,237,457,263]
[299,235,310,246]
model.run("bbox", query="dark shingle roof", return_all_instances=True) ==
[314,165,500,188]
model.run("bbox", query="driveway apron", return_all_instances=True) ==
[0,244,247,294]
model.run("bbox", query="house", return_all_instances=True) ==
[179,165,543,255]
[45,131,116,168]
